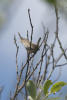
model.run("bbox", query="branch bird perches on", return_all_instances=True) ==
[18,32,41,54]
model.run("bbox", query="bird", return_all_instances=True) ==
[18,32,41,53]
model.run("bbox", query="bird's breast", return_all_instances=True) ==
[21,39,30,48]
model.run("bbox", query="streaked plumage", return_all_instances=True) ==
[18,32,41,53]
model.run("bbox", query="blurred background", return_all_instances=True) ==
[0,0,67,100]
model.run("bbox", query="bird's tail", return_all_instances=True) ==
[18,32,23,40]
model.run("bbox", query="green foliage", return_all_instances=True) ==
[0,12,5,27]
[65,95,67,100]
[36,92,42,100]
[28,96,34,100]
[51,81,67,94]
[26,80,67,100]
[47,97,61,100]
[42,0,56,5]
[44,80,53,96]
[45,0,56,5]
[26,80,36,99]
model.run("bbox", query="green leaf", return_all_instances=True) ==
[26,80,36,99]
[43,97,61,100]
[42,0,56,5]
[46,0,56,4]
[51,81,67,94]
[47,97,61,100]
[36,91,42,100]
[28,96,34,100]
[44,80,53,96]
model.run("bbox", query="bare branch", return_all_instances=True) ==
[14,35,19,80]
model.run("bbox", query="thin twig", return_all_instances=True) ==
[14,35,19,81]
[28,9,33,50]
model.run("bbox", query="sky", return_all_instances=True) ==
[0,0,67,100]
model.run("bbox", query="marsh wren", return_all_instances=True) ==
[18,32,41,53]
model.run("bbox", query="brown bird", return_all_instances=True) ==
[18,32,41,53]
